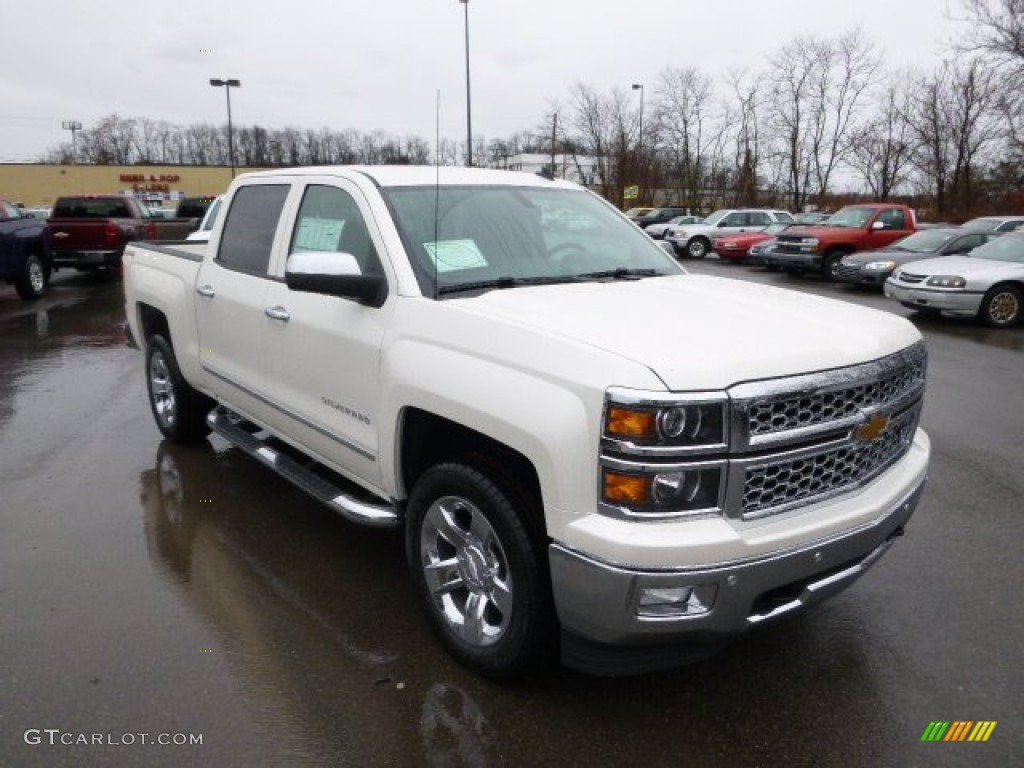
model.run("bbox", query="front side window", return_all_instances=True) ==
[217,185,289,274]
[383,185,679,297]
[721,212,747,227]
[289,185,382,275]
[827,207,877,228]
[877,208,906,229]
[970,233,1024,264]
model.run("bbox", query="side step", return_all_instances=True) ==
[207,407,401,529]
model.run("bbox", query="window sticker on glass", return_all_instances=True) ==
[294,217,345,252]
[423,239,488,272]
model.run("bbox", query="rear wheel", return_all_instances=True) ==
[406,462,552,678]
[979,284,1022,328]
[145,335,214,443]
[15,254,49,300]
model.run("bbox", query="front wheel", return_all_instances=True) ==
[687,238,709,259]
[821,251,844,281]
[979,284,1022,328]
[145,335,213,443]
[406,462,552,678]
[15,254,49,300]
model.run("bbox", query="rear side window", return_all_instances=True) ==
[217,185,289,274]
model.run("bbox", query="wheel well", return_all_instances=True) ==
[399,408,545,531]
[824,246,853,257]
[986,281,1024,294]
[138,303,171,348]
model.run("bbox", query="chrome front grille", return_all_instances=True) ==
[745,351,926,439]
[741,404,919,519]
[899,272,926,284]
[836,264,862,280]
[726,342,927,521]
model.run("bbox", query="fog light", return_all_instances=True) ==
[637,584,717,617]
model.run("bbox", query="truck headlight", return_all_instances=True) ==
[605,397,726,449]
[864,261,897,271]
[602,465,723,516]
[926,275,966,288]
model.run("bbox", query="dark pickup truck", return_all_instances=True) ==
[1,199,51,300]
[46,195,157,272]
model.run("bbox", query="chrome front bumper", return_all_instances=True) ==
[884,282,983,316]
[550,476,925,654]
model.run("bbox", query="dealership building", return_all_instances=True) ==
[0,164,258,208]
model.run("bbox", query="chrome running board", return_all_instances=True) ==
[207,407,400,529]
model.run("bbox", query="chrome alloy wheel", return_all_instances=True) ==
[988,290,1020,325]
[28,260,45,294]
[420,495,513,647]
[148,350,177,429]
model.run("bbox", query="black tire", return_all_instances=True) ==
[979,284,1022,328]
[15,254,49,300]
[145,335,214,443]
[406,461,553,678]
[821,251,845,281]
[686,237,710,259]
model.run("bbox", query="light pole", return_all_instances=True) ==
[61,120,82,164]
[459,0,473,167]
[210,78,241,177]
[631,83,644,203]
[631,83,644,162]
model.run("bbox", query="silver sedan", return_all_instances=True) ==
[884,232,1024,327]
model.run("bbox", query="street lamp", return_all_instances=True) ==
[459,0,473,167]
[631,83,644,161]
[209,78,241,177]
[62,120,82,164]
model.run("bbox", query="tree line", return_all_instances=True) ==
[41,0,1022,218]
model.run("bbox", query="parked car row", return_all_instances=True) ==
[683,203,1024,329]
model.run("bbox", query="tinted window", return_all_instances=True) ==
[877,209,906,229]
[721,212,746,226]
[289,185,382,275]
[218,185,289,274]
[748,212,771,226]
[997,220,1024,232]
[53,197,136,218]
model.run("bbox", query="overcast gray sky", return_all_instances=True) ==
[1,0,964,162]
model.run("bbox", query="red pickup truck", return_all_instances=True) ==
[45,196,156,273]
[772,204,917,280]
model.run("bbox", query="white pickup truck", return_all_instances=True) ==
[123,166,930,677]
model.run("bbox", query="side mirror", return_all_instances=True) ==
[285,251,387,307]
[871,220,886,230]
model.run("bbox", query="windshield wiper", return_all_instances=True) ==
[437,275,584,296]
[576,268,662,280]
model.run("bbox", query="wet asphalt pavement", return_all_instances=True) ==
[1,263,1021,767]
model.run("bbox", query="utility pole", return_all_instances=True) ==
[62,120,82,164]
[550,112,558,180]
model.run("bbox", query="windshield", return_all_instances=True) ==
[702,210,728,226]
[968,233,1024,264]
[892,230,956,252]
[824,207,878,228]
[200,197,223,232]
[382,185,681,297]
[962,217,1001,232]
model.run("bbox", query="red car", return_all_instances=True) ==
[713,223,793,260]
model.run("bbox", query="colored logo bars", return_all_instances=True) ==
[921,721,997,742]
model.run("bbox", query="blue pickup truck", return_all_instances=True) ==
[1,199,51,300]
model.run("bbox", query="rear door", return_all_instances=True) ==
[195,181,293,425]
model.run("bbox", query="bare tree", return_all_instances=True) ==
[766,36,820,209]
[847,73,916,199]
[905,59,1001,214]
[654,66,716,209]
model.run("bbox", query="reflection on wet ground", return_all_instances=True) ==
[1,267,1021,766]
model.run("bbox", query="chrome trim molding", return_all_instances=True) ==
[202,364,377,462]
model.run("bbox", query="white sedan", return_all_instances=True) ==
[884,232,1024,327]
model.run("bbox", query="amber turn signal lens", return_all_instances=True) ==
[603,471,650,504]
[606,407,656,438]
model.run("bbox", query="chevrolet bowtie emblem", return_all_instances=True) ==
[855,413,890,441]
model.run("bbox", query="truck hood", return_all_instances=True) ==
[454,274,921,391]
[776,225,841,240]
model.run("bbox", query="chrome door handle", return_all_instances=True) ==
[196,284,216,298]
[264,305,290,322]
